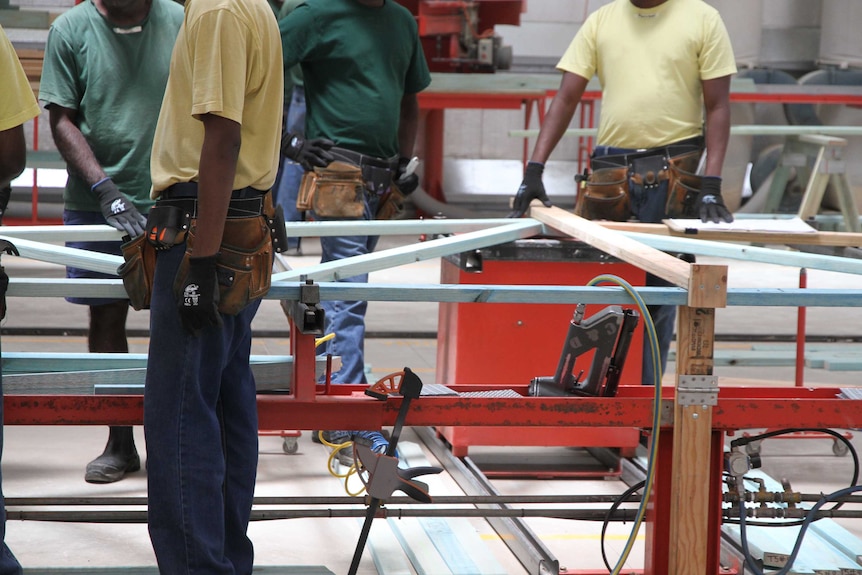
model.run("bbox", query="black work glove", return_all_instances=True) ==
[0,265,8,321]
[176,255,222,336]
[93,178,147,238]
[394,156,419,196]
[698,176,734,224]
[508,161,552,218]
[281,132,335,171]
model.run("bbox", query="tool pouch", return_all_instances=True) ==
[665,150,703,218]
[629,154,669,190]
[574,166,630,221]
[145,204,190,250]
[297,161,366,218]
[175,217,273,316]
[118,233,157,311]
[375,184,406,220]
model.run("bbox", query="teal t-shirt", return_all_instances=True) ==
[39,0,183,213]
[280,0,431,158]
[277,0,305,95]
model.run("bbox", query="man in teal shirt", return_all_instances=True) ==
[39,0,183,484]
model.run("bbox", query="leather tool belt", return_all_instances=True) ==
[298,147,405,220]
[118,183,284,312]
[575,136,704,221]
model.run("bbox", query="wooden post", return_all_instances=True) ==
[668,264,723,575]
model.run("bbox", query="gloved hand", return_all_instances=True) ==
[176,255,222,336]
[698,176,734,223]
[281,132,335,171]
[93,178,147,238]
[508,161,552,218]
[394,156,419,196]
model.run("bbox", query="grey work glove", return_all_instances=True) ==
[281,132,335,171]
[508,162,552,218]
[394,156,419,196]
[176,255,222,336]
[698,176,734,223]
[93,178,147,237]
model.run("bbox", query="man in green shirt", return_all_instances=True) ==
[39,0,183,484]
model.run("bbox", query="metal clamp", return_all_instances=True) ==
[677,374,719,407]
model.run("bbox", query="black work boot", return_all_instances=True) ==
[85,426,141,484]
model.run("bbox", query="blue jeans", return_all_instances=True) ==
[0,348,22,575]
[144,243,261,575]
[314,194,380,385]
[273,87,307,250]
[591,145,678,386]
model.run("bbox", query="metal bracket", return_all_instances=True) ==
[677,374,719,407]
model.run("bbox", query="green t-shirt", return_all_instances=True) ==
[39,0,183,213]
[280,0,431,158]
[277,0,305,95]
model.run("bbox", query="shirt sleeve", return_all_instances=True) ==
[187,9,250,123]
[404,29,431,95]
[556,13,597,81]
[37,25,82,110]
[699,11,737,81]
[0,27,39,131]
[279,3,316,70]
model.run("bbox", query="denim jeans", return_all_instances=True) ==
[0,354,22,575]
[273,86,307,250]
[314,194,380,385]
[591,145,677,385]
[144,243,261,575]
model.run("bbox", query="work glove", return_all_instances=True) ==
[93,178,147,238]
[394,156,419,196]
[176,254,222,336]
[281,132,335,171]
[698,176,734,224]
[508,161,552,218]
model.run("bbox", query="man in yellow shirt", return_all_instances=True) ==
[510,0,737,386]
[0,22,41,575]
[145,0,282,572]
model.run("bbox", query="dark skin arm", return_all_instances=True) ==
[0,124,27,188]
[701,74,732,177]
[193,113,241,258]
[48,105,108,187]
[398,92,420,158]
[530,72,589,164]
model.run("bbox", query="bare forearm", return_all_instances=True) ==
[0,126,27,188]
[194,114,241,257]
[530,72,588,165]
[398,94,419,158]
[51,113,106,186]
[702,75,732,177]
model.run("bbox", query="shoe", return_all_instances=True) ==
[85,450,141,484]
[314,430,355,467]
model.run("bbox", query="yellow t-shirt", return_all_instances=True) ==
[150,0,283,197]
[557,0,737,149]
[0,25,40,132]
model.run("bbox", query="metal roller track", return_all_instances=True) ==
[414,426,560,575]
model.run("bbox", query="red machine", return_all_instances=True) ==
[397,0,525,72]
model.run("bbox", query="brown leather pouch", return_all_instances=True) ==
[375,184,406,220]
[665,151,703,218]
[298,161,366,218]
[574,167,631,221]
[118,234,157,311]
[175,217,273,316]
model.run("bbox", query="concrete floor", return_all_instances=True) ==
[0,234,860,573]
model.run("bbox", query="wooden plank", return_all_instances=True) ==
[529,206,691,288]
[668,305,716,575]
[660,220,862,247]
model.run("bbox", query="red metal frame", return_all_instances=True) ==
[6,327,862,574]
